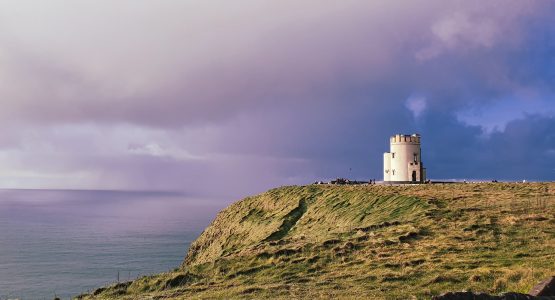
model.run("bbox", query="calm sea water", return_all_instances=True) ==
[0,189,225,300]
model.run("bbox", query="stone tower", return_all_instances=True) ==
[383,134,426,183]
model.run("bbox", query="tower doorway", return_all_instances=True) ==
[412,170,417,182]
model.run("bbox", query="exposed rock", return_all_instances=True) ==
[530,276,555,296]
[432,291,554,299]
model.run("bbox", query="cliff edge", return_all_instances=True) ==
[78,183,555,299]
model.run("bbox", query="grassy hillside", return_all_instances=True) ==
[78,183,555,299]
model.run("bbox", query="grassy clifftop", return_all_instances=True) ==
[79,183,555,299]
[184,185,429,267]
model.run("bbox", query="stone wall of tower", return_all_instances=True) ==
[383,152,391,181]
[383,134,425,183]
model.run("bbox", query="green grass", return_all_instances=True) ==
[77,183,555,299]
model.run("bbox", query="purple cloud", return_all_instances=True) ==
[0,1,553,197]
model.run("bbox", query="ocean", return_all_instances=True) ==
[0,189,225,300]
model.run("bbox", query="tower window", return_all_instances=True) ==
[413,153,418,162]
[392,153,395,159]
[392,170,395,175]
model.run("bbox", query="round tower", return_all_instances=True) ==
[383,134,426,183]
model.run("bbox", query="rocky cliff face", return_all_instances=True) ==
[79,183,555,299]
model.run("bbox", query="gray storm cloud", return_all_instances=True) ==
[0,0,553,197]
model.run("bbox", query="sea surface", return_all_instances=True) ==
[0,189,225,300]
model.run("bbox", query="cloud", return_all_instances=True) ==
[433,13,497,48]
[0,0,553,196]
[127,143,206,161]
[405,96,427,119]
[0,0,542,127]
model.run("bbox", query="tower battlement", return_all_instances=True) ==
[390,134,420,144]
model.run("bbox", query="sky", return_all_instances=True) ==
[0,0,554,199]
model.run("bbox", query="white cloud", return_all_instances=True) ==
[415,2,539,62]
[405,95,427,119]
[432,12,497,49]
[127,143,205,161]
